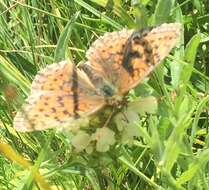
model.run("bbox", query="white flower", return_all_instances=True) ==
[92,128,115,152]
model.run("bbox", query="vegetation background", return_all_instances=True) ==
[0,0,209,190]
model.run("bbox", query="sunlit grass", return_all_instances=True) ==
[0,0,209,190]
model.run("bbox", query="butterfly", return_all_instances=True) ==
[14,23,181,132]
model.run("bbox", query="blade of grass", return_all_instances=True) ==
[24,133,54,189]
[54,11,80,62]
[119,154,163,190]
[176,149,209,185]
[181,33,202,85]
[190,95,209,145]
[160,98,195,171]
[90,0,135,28]
[75,0,123,29]
[154,0,175,24]
[11,0,105,33]
[0,142,52,190]
[0,55,30,94]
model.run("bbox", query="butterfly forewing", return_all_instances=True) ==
[14,60,105,132]
[86,23,181,95]
[86,29,134,89]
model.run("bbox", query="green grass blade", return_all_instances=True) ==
[119,156,163,190]
[75,0,123,29]
[179,33,202,92]
[54,11,80,62]
[177,149,209,186]
[0,55,30,94]
[154,0,175,24]
[90,0,135,28]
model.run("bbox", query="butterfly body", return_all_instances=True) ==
[14,23,182,132]
[78,62,118,98]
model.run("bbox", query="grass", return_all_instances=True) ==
[0,0,209,190]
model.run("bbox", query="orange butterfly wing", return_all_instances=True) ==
[14,23,181,132]
[14,60,105,132]
[86,23,181,95]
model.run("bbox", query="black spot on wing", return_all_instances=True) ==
[130,51,142,59]
[51,107,56,113]
[122,29,155,74]
[121,36,135,75]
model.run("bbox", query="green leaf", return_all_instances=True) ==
[177,149,209,185]
[180,33,202,85]
[161,99,194,172]
[54,11,80,62]
[154,0,175,24]
[170,10,184,88]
